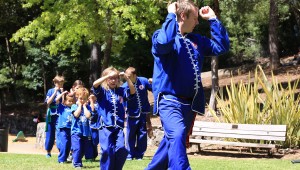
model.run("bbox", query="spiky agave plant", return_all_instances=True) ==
[209,65,300,147]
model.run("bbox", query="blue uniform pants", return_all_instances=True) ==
[71,134,94,168]
[45,115,59,152]
[99,127,128,170]
[57,128,71,163]
[91,128,99,159]
[126,114,147,159]
[145,95,195,170]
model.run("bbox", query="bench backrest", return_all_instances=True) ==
[192,121,286,141]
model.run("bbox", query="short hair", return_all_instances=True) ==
[64,94,74,102]
[75,87,89,100]
[125,67,137,75]
[101,66,121,90]
[72,80,84,87]
[53,75,64,83]
[176,0,198,19]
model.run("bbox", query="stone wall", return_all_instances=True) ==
[1,114,40,136]
[148,125,164,147]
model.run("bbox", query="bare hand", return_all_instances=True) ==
[89,94,96,103]
[119,72,129,80]
[168,2,177,14]
[199,6,216,20]
[62,91,68,94]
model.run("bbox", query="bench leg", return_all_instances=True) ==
[197,144,201,152]
[270,147,278,156]
[268,149,273,157]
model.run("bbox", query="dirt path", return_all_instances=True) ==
[7,135,58,155]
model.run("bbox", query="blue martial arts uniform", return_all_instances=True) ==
[57,103,73,163]
[89,102,100,159]
[122,77,152,160]
[44,88,62,152]
[70,104,94,168]
[146,13,230,170]
[92,86,134,170]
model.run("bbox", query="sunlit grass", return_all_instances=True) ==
[0,153,299,170]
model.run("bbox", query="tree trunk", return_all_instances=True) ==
[0,90,2,124]
[208,56,219,116]
[102,9,113,70]
[42,64,46,97]
[5,36,17,102]
[207,0,220,116]
[103,31,112,71]
[89,43,101,87]
[269,0,280,70]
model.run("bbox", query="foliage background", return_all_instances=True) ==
[0,0,299,104]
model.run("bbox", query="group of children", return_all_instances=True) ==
[44,66,152,170]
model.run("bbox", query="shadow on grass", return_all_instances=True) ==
[188,148,285,159]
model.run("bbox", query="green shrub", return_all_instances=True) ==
[209,65,300,148]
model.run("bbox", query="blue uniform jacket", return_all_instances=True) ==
[152,13,230,115]
[57,103,73,128]
[122,77,152,117]
[92,86,134,129]
[70,104,93,137]
[89,103,99,129]
[44,88,62,114]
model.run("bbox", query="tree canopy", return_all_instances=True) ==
[0,0,298,103]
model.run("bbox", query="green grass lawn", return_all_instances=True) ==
[0,153,299,170]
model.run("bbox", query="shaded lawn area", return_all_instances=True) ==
[0,153,299,170]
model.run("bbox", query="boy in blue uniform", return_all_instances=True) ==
[44,75,65,158]
[55,91,74,163]
[67,80,84,162]
[146,1,230,170]
[122,67,152,160]
[71,87,94,169]
[92,67,136,170]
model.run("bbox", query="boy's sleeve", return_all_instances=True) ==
[145,78,152,91]
[57,103,64,115]
[200,19,230,56]
[71,104,78,113]
[44,89,52,104]
[122,87,134,100]
[92,86,104,100]
[152,13,179,56]
[86,105,94,117]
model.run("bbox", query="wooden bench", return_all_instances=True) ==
[189,121,287,155]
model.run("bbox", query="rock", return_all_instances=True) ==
[35,122,46,149]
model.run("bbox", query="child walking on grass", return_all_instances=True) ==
[67,80,84,162]
[44,75,65,158]
[89,94,100,160]
[71,87,94,169]
[92,66,136,170]
[55,92,74,163]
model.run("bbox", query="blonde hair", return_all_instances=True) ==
[176,0,198,19]
[75,87,89,100]
[101,66,121,90]
[53,75,65,83]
